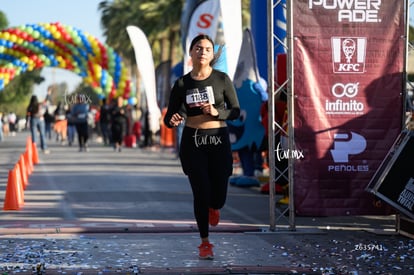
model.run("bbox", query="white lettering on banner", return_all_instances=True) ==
[327,164,369,172]
[325,82,366,115]
[308,0,382,23]
[325,99,364,114]
[397,178,414,211]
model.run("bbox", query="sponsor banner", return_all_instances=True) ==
[183,0,221,75]
[250,0,287,81]
[219,0,242,79]
[126,26,161,134]
[180,0,205,49]
[183,0,242,79]
[155,60,172,109]
[292,0,405,216]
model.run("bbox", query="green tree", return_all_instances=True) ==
[0,70,44,117]
[0,10,8,30]
[99,0,251,67]
[0,11,45,116]
[99,0,183,67]
[409,24,414,45]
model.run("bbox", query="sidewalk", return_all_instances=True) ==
[1,132,414,274]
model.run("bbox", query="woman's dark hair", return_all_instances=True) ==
[28,95,40,114]
[189,34,223,66]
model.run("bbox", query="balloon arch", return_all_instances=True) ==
[0,22,131,99]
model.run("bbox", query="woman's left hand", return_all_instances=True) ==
[200,103,218,117]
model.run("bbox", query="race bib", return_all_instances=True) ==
[186,86,215,107]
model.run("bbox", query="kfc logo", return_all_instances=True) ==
[332,37,367,73]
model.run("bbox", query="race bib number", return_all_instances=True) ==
[186,86,215,107]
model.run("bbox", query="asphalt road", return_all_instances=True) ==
[1,131,414,274]
[0,130,271,232]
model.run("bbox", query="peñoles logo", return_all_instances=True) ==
[328,131,369,172]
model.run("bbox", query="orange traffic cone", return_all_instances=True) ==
[24,150,33,175]
[32,142,39,165]
[14,164,25,207]
[26,136,32,151]
[3,168,23,210]
[18,155,28,190]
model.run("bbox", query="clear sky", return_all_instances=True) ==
[0,0,105,99]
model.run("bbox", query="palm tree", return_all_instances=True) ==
[99,0,251,67]
[99,0,183,67]
[0,10,9,30]
[98,0,251,107]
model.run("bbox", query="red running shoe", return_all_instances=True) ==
[198,241,214,260]
[209,208,220,226]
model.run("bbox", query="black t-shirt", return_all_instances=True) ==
[164,70,240,127]
[100,105,111,123]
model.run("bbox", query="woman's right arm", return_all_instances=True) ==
[163,80,185,128]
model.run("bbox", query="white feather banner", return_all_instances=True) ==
[183,0,220,75]
[126,25,161,133]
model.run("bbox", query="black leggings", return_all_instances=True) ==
[179,126,233,238]
[75,122,89,148]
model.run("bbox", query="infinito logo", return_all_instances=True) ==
[325,82,365,115]
[328,131,369,172]
[332,37,367,73]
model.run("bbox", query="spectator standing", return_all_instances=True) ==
[99,98,112,146]
[66,107,76,146]
[53,101,67,143]
[111,96,128,152]
[7,112,17,136]
[1,113,9,137]
[26,95,50,154]
[44,108,55,140]
[0,112,3,142]
[71,94,90,152]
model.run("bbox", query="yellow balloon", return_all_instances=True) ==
[53,30,61,40]
[10,34,17,43]
[59,60,66,68]
[21,56,29,63]
[50,25,57,33]
[85,76,93,84]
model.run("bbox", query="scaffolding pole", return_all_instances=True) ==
[267,0,295,231]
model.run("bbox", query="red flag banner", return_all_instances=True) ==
[292,0,406,216]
